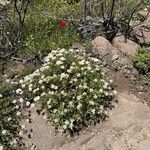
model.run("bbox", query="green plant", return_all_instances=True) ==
[144,76,150,85]
[15,48,116,134]
[19,16,80,57]
[0,81,21,150]
[19,67,34,77]
[133,49,150,74]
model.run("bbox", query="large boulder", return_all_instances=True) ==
[130,11,150,45]
[92,36,119,63]
[113,35,140,57]
[138,10,150,21]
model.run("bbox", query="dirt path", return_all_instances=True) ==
[23,91,150,150]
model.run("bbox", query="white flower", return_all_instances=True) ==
[69,49,74,52]
[63,124,67,129]
[109,79,113,83]
[51,56,56,60]
[69,101,73,107]
[89,88,94,92]
[61,90,66,96]
[15,105,19,109]
[34,96,40,102]
[47,53,53,59]
[11,139,17,145]
[54,85,58,90]
[77,95,82,100]
[70,66,74,70]
[6,79,10,83]
[91,109,95,114]
[41,92,46,97]
[65,120,69,125]
[103,84,107,89]
[93,95,98,99]
[19,131,23,136]
[0,145,3,150]
[45,57,50,62]
[61,66,65,69]
[94,79,98,82]
[21,124,25,129]
[33,88,39,93]
[87,66,91,70]
[29,87,32,91]
[48,105,51,109]
[19,79,24,84]
[60,57,66,61]
[47,99,51,105]
[54,119,59,123]
[29,84,33,88]
[67,69,72,73]
[48,91,54,95]
[100,105,104,110]
[60,73,68,79]
[19,98,24,103]
[2,130,7,134]
[26,101,30,106]
[144,8,148,11]
[77,73,81,77]
[79,84,83,88]
[99,89,103,93]
[92,58,99,62]
[53,109,57,113]
[64,109,68,113]
[82,92,86,96]
[39,80,43,84]
[56,60,63,65]
[41,75,45,79]
[26,119,29,123]
[73,78,78,82]
[51,84,55,89]
[41,85,45,89]
[0,94,3,98]
[16,88,22,94]
[16,111,21,116]
[78,60,85,65]
[43,115,47,119]
[104,91,109,96]
[101,72,105,76]
[21,84,26,88]
[72,62,76,66]
[77,103,82,109]
[30,103,35,108]
[113,90,117,95]
[89,101,95,105]
[8,117,11,121]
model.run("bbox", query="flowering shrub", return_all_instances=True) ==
[15,49,116,133]
[0,81,21,150]
[134,48,150,74]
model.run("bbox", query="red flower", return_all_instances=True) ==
[58,19,67,28]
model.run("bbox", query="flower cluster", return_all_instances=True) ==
[15,48,116,133]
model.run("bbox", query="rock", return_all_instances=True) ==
[71,43,85,52]
[92,36,119,63]
[130,12,150,45]
[135,140,150,150]
[113,35,140,57]
[138,10,150,21]
[130,20,141,27]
